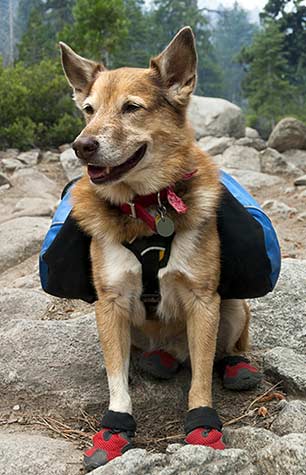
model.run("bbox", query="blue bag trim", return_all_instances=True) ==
[39,183,74,291]
[220,170,281,288]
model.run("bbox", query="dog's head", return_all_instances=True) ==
[60,27,197,197]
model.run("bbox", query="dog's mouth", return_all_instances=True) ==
[87,144,147,184]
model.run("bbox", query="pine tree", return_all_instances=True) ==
[240,22,297,131]
[260,0,306,119]
[61,0,128,66]
[149,0,223,96]
[112,0,152,68]
[17,0,75,65]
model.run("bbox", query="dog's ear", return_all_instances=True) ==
[150,27,197,106]
[59,42,105,92]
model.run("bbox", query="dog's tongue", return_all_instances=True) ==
[87,165,107,180]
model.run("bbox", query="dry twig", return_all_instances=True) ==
[246,381,282,412]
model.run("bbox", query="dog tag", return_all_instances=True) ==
[155,215,175,237]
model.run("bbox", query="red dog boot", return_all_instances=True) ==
[184,407,225,450]
[216,355,262,391]
[84,428,133,472]
[138,349,180,379]
[84,411,136,472]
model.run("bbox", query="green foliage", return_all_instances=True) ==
[239,22,298,136]
[150,0,223,96]
[261,0,306,71]
[112,0,152,68]
[260,0,306,123]
[61,0,128,65]
[18,0,75,65]
[5,0,305,149]
[0,59,82,150]
[240,0,306,135]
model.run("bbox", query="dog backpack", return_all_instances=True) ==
[39,171,281,303]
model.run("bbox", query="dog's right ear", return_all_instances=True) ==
[59,42,105,92]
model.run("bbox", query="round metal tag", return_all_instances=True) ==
[155,215,175,237]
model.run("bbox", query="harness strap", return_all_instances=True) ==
[123,234,174,317]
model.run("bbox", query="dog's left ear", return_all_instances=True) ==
[150,27,197,106]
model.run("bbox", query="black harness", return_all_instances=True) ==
[123,234,174,316]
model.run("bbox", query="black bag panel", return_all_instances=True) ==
[43,212,97,303]
[217,186,272,299]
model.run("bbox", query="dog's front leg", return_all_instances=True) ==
[96,294,132,415]
[83,292,136,471]
[184,289,225,449]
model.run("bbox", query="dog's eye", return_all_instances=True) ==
[83,105,94,115]
[122,103,142,113]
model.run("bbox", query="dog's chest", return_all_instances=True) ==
[101,230,199,320]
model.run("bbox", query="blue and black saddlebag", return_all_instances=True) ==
[39,171,281,303]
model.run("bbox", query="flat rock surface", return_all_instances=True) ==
[260,148,301,175]
[90,445,253,475]
[271,400,306,436]
[0,217,50,273]
[0,287,53,323]
[254,433,306,475]
[60,148,83,181]
[223,168,283,191]
[0,315,105,413]
[14,196,57,217]
[263,347,306,395]
[250,259,306,352]
[10,168,59,197]
[282,149,306,172]
[218,145,261,171]
[0,429,82,475]
[198,136,234,155]
[223,426,279,459]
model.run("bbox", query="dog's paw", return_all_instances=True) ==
[184,428,225,450]
[83,428,133,472]
[138,350,180,379]
[216,356,263,391]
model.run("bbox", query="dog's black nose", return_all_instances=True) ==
[72,136,99,160]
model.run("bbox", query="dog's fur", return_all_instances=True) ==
[60,28,249,418]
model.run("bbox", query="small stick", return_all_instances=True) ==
[246,381,282,412]
[144,433,184,443]
[34,416,92,441]
[36,417,70,440]
[223,408,257,427]
[0,419,18,426]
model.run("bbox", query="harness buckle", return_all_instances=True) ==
[127,201,137,219]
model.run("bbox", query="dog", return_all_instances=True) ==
[59,27,261,471]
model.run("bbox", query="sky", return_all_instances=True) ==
[200,0,267,8]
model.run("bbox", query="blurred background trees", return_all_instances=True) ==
[0,0,305,149]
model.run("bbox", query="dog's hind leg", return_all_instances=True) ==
[215,299,262,391]
[132,320,188,379]
[216,299,249,358]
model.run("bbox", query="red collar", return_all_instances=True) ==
[119,170,197,233]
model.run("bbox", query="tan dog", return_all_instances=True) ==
[59,27,258,471]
